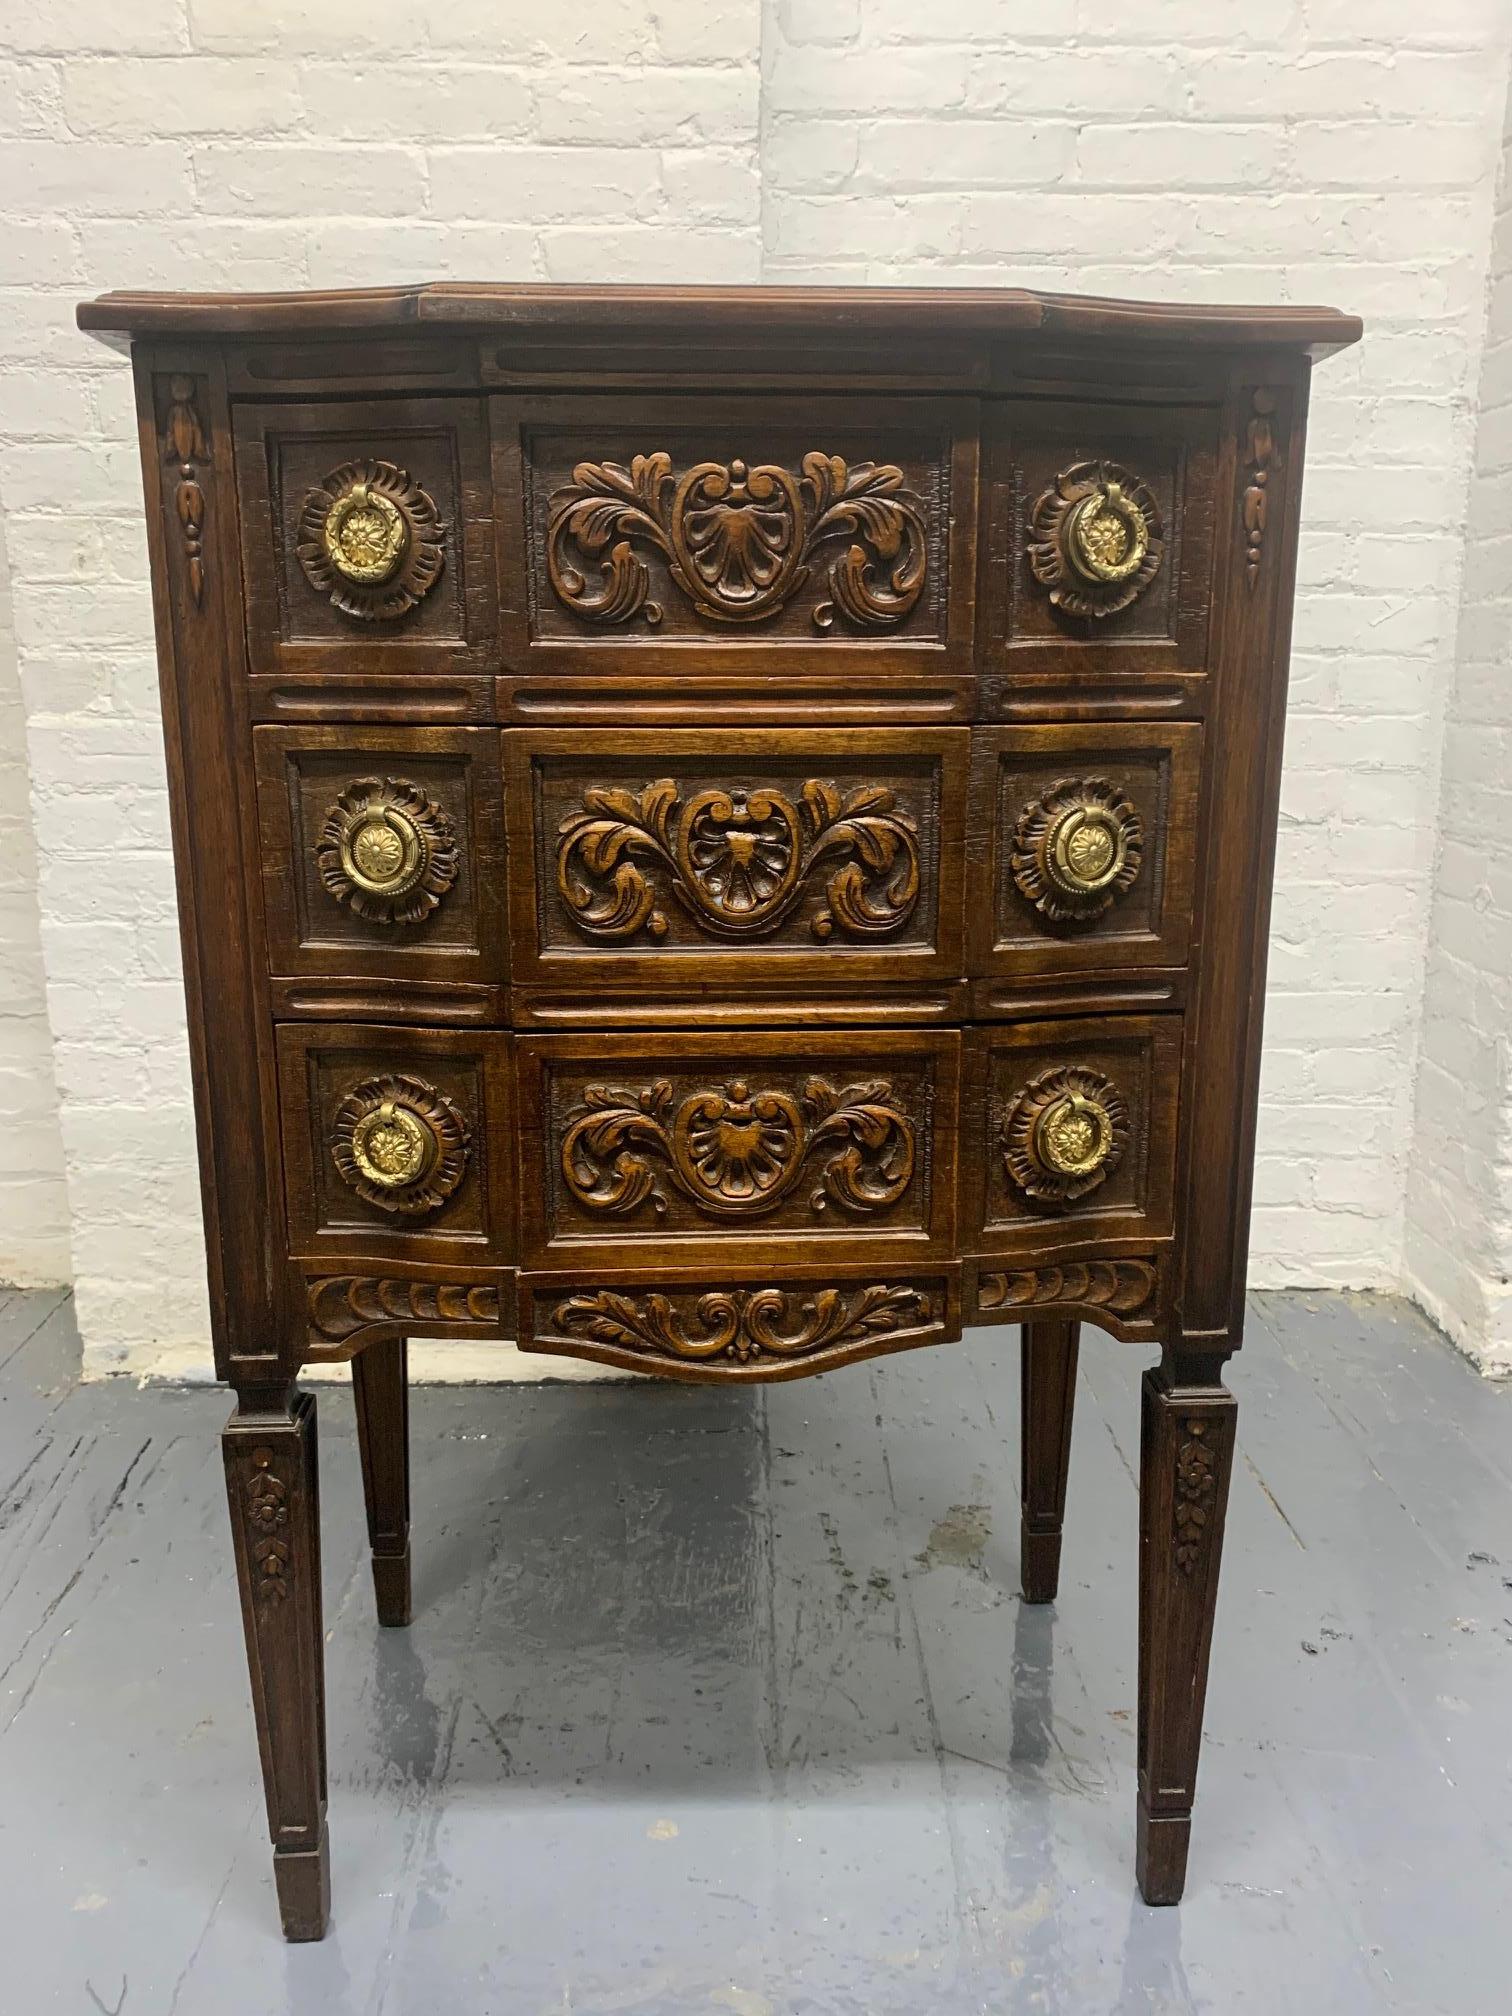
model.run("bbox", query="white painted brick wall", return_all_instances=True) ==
[2,0,1510,1368]
[761,0,1512,1298]
[1404,83,1512,1375]
[0,1,761,1372]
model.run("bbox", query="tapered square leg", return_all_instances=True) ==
[1136,1352,1237,1905]
[1020,1318,1079,1603]
[223,1386,330,1942]
[352,1337,411,1628]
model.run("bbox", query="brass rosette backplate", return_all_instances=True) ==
[1001,1064,1129,1206]
[316,776,459,926]
[331,1072,471,1217]
[295,458,446,621]
[1027,459,1164,619]
[1010,776,1145,924]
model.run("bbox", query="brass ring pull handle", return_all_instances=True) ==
[1002,1064,1128,1206]
[1010,776,1144,924]
[1065,478,1148,586]
[296,459,446,621]
[323,479,408,586]
[1027,459,1164,619]
[316,777,459,925]
[331,1072,470,1217]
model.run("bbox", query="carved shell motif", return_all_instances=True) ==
[296,459,446,621]
[1011,776,1144,925]
[561,1075,915,1221]
[331,1072,470,1217]
[1027,460,1163,619]
[556,776,919,943]
[316,777,459,926]
[1001,1065,1128,1207]
[547,450,929,631]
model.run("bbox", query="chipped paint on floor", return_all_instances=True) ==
[0,1283,1509,2012]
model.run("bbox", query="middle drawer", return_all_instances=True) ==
[506,727,968,992]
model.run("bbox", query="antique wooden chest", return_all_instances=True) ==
[78,282,1360,1939]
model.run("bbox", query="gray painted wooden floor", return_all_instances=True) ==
[0,1284,1508,2014]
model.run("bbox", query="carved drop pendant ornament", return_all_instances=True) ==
[556,775,920,942]
[547,450,929,630]
[561,1074,916,1221]
[1027,459,1163,619]
[1002,1064,1128,1206]
[331,1072,470,1216]
[163,375,210,607]
[550,1282,931,1366]
[317,777,459,925]
[1011,776,1144,924]
[296,459,445,621]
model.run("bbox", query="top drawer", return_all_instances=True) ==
[235,396,498,679]
[493,392,979,710]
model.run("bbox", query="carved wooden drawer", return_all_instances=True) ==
[492,393,978,716]
[519,1266,962,1384]
[254,726,507,1002]
[981,400,1219,711]
[234,396,497,679]
[504,726,967,994]
[516,1027,960,1271]
[968,1014,1182,1258]
[969,723,1201,976]
[277,1023,513,1265]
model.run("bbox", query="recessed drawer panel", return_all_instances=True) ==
[969,723,1201,975]
[505,727,967,992]
[278,1024,513,1265]
[493,393,978,706]
[255,725,506,988]
[981,400,1218,708]
[235,396,497,677]
[517,1027,960,1270]
[969,1015,1181,1255]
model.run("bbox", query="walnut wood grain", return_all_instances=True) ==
[85,282,1357,1934]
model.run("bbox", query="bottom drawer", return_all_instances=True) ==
[969,1012,1183,1254]
[516,1026,962,1271]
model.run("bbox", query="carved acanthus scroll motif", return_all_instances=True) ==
[164,375,210,606]
[560,1074,916,1221]
[555,775,920,942]
[547,451,929,630]
[549,1282,932,1366]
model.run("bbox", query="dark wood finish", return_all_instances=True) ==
[352,1338,411,1628]
[1137,1351,1237,1904]
[505,726,967,995]
[1020,1318,1079,1603]
[82,282,1357,1931]
[222,1387,329,1940]
[254,723,507,993]
[969,723,1201,978]
[234,396,498,681]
